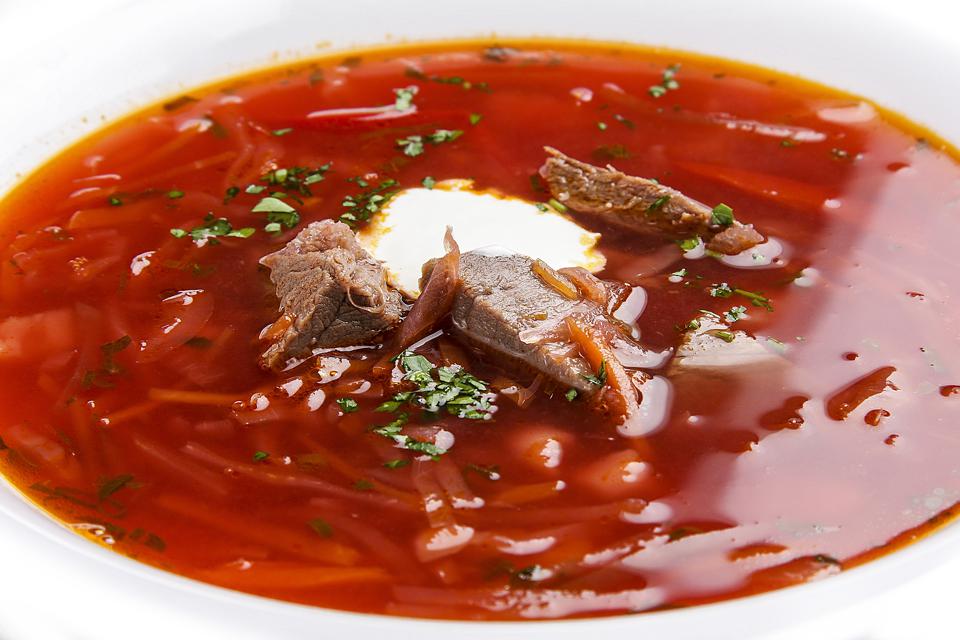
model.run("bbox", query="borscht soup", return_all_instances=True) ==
[0,40,958,620]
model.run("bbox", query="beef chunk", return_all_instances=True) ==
[259,220,403,369]
[539,147,764,255]
[431,250,599,395]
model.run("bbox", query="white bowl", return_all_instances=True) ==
[1,1,958,638]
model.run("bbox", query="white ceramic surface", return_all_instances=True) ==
[0,1,958,638]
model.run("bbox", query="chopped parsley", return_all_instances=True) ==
[170,213,255,245]
[261,164,331,197]
[733,287,774,311]
[167,189,184,199]
[396,135,425,157]
[597,121,608,131]
[384,458,410,469]
[613,113,636,129]
[648,195,671,212]
[97,474,135,501]
[709,282,734,298]
[649,63,680,98]
[251,196,300,232]
[336,397,359,413]
[108,196,123,207]
[678,237,702,252]
[271,128,293,136]
[353,479,374,491]
[82,335,132,389]
[565,389,578,401]
[396,128,464,157]
[670,268,687,279]
[375,351,497,421]
[252,451,269,462]
[404,68,491,92]
[393,85,418,111]
[723,305,749,323]
[582,359,607,386]
[340,178,400,227]
[466,463,501,480]
[223,186,240,204]
[308,518,333,538]
[373,413,448,459]
[469,113,483,125]
[711,203,735,226]
[593,144,631,160]
[421,176,436,189]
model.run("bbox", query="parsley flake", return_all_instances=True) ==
[649,63,681,98]
[252,451,269,462]
[582,359,607,386]
[711,203,735,226]
[170,213,255,245]
[393,86,418,111]
[336,398,359,413]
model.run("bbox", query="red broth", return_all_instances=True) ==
[1,40,959,620]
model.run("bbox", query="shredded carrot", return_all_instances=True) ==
[492,480,564,506]
[153,493,359,566]
[531,259,579,300]
[105,400,160,426]
[564,315,633,418]
[197,563,388,591]
[147,388,240,406]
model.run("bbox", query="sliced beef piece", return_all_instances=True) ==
[259,220,404,369]
[539,147,764,255]
[427,250,599,396]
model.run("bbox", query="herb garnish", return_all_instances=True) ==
[466,463,501,480]
[376,352,497,421]
[252,451,270,462]
[613,113,636,129]
[97,474,136,501]
[353,479,374,491]
[469,113,483,125]
[308,518,334,538]
[108,196,123,207]
[648,195,671,213]
[709,282,734,298]
[723,305,748,323]
[710,203,735,226]
[271,128,293,137]
[251,197,300,233]
[582,359,607,386]
[707,282,772,310]
[340,177,400,227]
[678,237,702,252]
[170,213,255,245]
[649,63,680,98]
[384,458,411,469]
[336,397,359,413]
[167,190,184,199]
[421,176,436,189]
[565,389,578,401]
[393,86,418,111]
[396,129,464,157]
[593,144,630,160]
[374,414,449,460]
[404,68,491,92]
[82,335,132,389]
